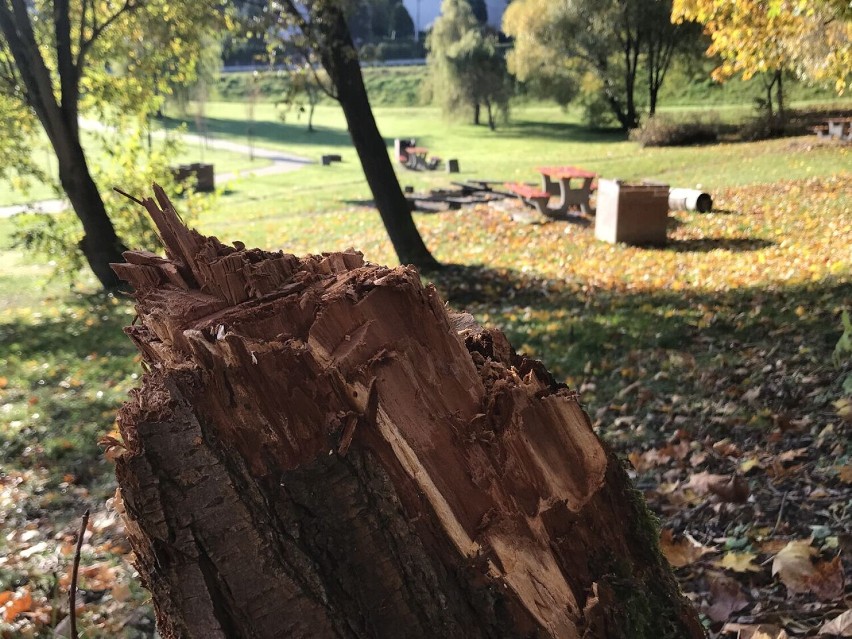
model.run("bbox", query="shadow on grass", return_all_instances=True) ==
[0,295,133,363]
[500,119,627,143]
[0,294,137,481]
[161,115,352,149]
[659,238,774,252]
[424,264,849,410]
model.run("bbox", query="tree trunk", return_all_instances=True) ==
[109,186,706,639]
[316,4,438,270]
[763,73,776,121]
[54,135,127,289]
[474,102,481,125]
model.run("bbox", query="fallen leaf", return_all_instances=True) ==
[659,529,713,568]
[0,376,7,389]
[708,474,750,503]
[836,465,852,484]
[722,623,789,639]
[713,439,741,457]
[687,471,729,494]
[713,551,762,573]
[739,457,762,473]
[758,539,789,555]
[834,398,852,422]
[820,609,852,636]
[803,555,845,601]
[1,587,32,623]
[706,572,750,622]
[772,540,817,595]
[111,581,132,602]
[776,447,808,463]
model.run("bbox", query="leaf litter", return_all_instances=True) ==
[0,172,850,636]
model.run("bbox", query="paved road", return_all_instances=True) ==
[0,129,311,219]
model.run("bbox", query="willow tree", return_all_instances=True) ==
[0,0,224,288]
[427,0,512,128]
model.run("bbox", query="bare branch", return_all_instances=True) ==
[78,0,92,61]
[55,0,80,133]
[69,509,90,639]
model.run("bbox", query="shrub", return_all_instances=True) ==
[11,122,211,285]
[630,114,720,147]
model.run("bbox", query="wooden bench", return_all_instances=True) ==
[504,182,551,214]
[811,125,830,138]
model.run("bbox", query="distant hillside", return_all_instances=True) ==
[214,65,846,111]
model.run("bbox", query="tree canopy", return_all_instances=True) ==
[671,0,851,94]
[503,0,695,129]
[0,0,225,287]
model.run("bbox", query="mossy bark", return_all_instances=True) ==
[110,186,705,639]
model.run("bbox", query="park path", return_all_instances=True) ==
[0,127,311,219]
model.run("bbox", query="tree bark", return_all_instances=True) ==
[315,3,438,270]
[109,186,706,639]
[55,133,128,288]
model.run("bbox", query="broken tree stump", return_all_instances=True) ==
[110,185,705,639]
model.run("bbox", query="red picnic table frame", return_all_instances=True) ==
[537,166,597,215]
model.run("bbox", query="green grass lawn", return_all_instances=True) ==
[0,128,273,208]
[0,98,850,637]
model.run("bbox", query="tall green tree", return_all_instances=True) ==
[503,0,695,129]
[267,0,438,268]
[427,0,511,129]
[0,0,223,288]
[390,2,415,37]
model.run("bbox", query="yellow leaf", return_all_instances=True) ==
[739,457,761,473]
[713,551,761,573]
[834,398,852,422]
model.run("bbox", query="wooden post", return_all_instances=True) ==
[110,185,705,639]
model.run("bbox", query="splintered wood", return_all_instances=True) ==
[111,185,705,639]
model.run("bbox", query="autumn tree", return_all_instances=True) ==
[671,0,851,122]
[263,0,438,269]
[0,0,222,289]
[427,0,512,128]
[503,0,696,129]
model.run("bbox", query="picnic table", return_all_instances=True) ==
[536,166,597,215]
[825,117,852,141]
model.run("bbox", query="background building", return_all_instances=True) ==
[402,0,508,35]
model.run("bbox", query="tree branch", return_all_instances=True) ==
[54,0,79,136]
[0,0,63,137]
[78,0,141,67]
[78,0,92,63]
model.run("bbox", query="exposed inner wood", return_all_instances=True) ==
[111,185,705,639]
